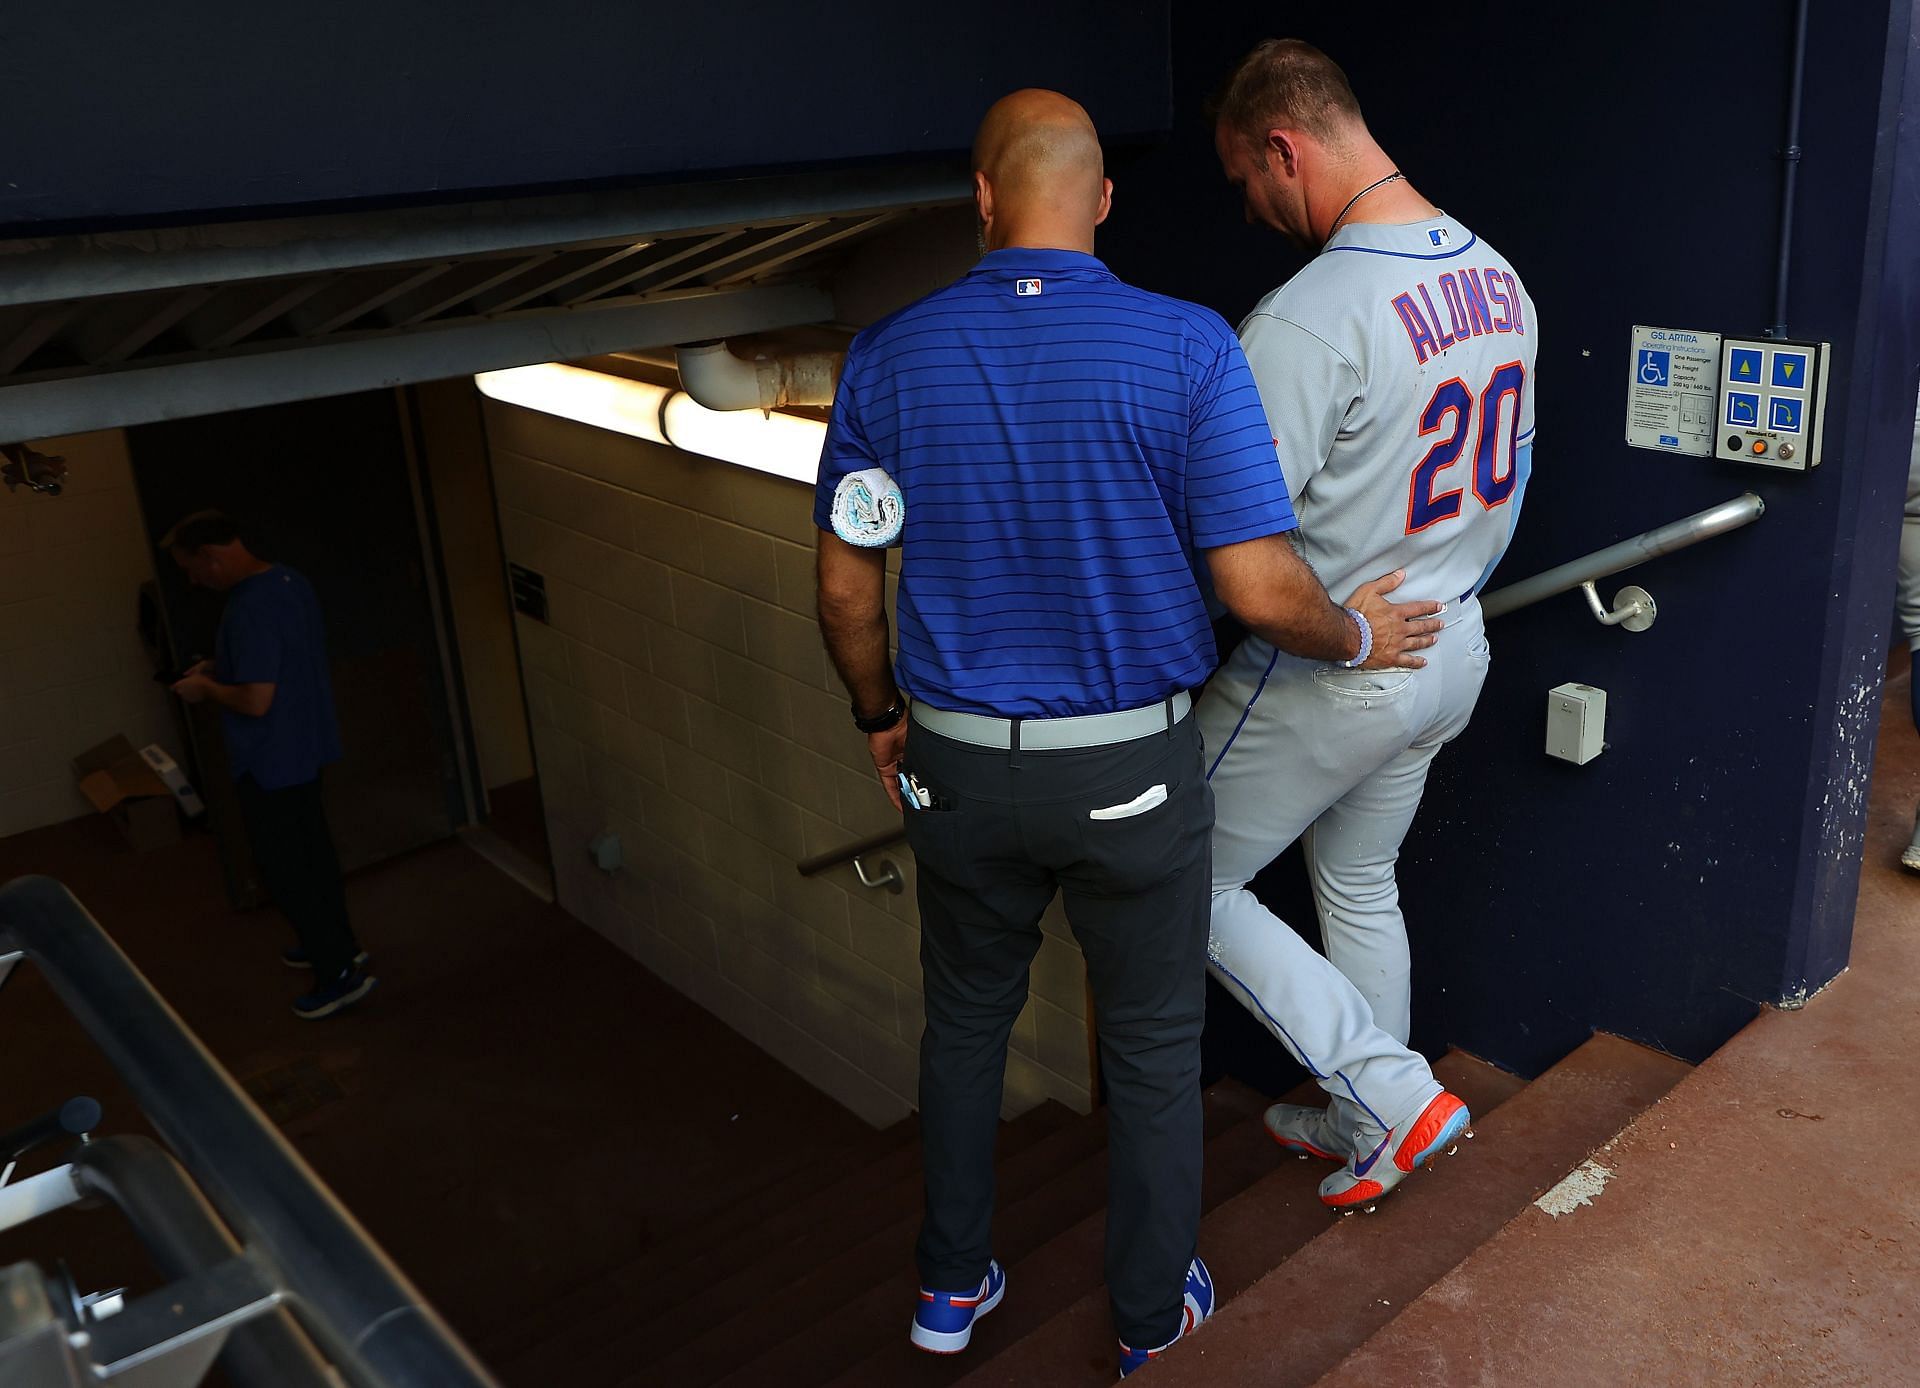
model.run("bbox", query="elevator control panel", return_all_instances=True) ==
[1716,335,1829,470]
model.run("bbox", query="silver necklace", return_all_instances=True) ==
[1326,171,1405,239]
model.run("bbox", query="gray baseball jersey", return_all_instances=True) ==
[1239,213,1538,607]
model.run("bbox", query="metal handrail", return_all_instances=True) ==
[67,1137,335,1388]
[795,826,906,880]
[796,494,1766,876]
[0,875,499,1388]
[1479,492,1765,620]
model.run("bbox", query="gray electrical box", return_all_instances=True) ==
[1546,684,1607,765]
[589,829,623,873]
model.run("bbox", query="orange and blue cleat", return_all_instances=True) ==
[1318,1090,1471,1212]
[1262,1102,1349,1162]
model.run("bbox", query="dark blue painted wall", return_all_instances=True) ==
[1096,4,1920,1080]
[0,1,1169,234]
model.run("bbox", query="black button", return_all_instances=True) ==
[1727,435,1743,451]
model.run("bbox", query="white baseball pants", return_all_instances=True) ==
[1896,399,1920,650]
[1200,600,1489,1132]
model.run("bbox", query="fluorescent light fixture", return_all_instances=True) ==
[475,363,670,445]
[474,361,827,484]
[660,392,827,484]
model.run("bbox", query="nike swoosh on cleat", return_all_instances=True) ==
[1351,1132,1392,1178]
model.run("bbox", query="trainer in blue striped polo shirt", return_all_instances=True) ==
[814,246,1297,719]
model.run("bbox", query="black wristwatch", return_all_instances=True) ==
[853,694,907,734]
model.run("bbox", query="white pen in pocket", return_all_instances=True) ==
[1089,783,1169,821]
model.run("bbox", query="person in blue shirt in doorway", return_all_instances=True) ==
[814,89,1440,1378]
[163,511,374,1020]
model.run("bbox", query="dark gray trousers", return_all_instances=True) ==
[902,710,1212,1350]
[237,775,359,982]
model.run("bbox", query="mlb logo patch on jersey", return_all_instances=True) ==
[1427,227,1450,247]
[1016,278,1043,296]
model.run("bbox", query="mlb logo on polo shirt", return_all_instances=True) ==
[1016,278,1043,296]
[1428,227,1450,247]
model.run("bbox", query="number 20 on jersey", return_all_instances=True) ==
[1407,361,1526,534]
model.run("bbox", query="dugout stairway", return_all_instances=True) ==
[479,1032,1691,1386]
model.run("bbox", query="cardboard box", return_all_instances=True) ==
[72,735,185,851]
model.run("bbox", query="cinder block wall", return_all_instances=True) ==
[0,431,175,838]
[479,393,1093,1125]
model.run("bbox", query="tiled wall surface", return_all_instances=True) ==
[480,395,1092,1125]
[0,431,175,839]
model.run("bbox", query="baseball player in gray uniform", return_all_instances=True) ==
[1198,39,1539,1211]
[1897,397,1920,870]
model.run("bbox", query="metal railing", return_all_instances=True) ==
[797,493,1769,882]
[795,827,905,892]
[0,874,500,1388]
[1480,492,1766,625]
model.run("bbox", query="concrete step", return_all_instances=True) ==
[1310,1021,1848,1386]
[556,1099,1112,1385]
[644,1082,1269,1388]
[1150,1032,1692,1388]
[744,1080,1272,1388]
[479,1118,916,1368]
[817,1078,1308,1388]
[947,1049,1531,1388]
[488,1101,1070,1381]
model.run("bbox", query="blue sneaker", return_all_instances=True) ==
[909,1259,1005,1355]
[1118,1257,1214,1378]
[292,968,377,1020]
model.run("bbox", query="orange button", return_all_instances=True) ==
[1752,439,1769,455]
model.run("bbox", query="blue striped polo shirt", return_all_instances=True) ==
[814,247,1296,719]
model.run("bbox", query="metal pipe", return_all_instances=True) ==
[1771,0,1812,338]
[0,876,498,1388]
[68,1137,338,1388]
[796,826,907,878]
[676,340,841,412]
[1480,493,1765,620]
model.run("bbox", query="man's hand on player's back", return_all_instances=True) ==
[1344,569,1444,670]
[1206,535,1441,669]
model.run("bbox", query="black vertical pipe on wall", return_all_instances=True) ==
[1770,0,1812,339]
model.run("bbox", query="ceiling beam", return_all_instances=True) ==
[562,229,748,307]
[0,282,833,441]
[297,263,453,337]
[711,211,899,286]
[0,167,965,310]
[470,241,655,316]
[643,221,827,296]
[386,253,557,329]
[0,304,76,374]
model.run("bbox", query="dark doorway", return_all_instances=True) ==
[128,390,463,906]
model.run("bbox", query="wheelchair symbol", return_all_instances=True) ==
[1637,350,1671,387]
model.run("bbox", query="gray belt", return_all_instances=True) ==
[913,691,1191,751]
